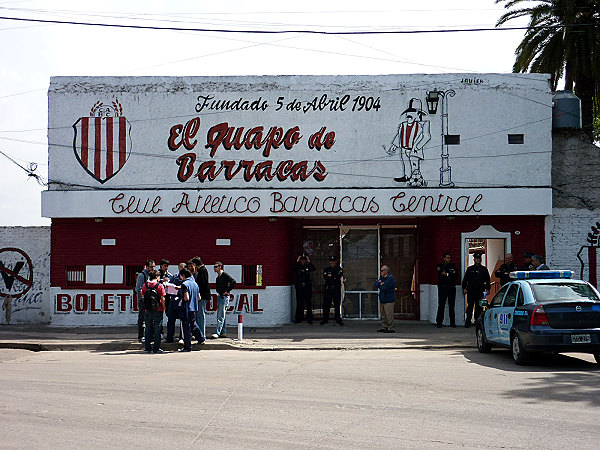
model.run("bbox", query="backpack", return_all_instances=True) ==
[143,282,161,312]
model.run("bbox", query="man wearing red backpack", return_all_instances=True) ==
[141,270,166,353]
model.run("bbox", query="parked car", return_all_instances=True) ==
[475,270,600,365]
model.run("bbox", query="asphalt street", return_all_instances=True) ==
[1,347,599,449]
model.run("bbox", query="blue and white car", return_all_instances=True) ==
[476,271,600,365]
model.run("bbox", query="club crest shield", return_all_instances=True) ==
[72,100,132,184]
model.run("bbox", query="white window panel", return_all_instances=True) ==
[105,265,123,284]
[86,265,104,284]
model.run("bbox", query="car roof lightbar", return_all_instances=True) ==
[509,270,573,280]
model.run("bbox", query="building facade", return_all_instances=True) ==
[41,74,553,326]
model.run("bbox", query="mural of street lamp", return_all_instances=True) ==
[426,89,456,187]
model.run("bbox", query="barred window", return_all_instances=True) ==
[242,264,262,287]
[66,266,85,287]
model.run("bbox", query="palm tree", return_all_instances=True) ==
[496,0,600,140]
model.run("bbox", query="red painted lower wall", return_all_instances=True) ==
[51,215,546,289]
[51,217,294,287]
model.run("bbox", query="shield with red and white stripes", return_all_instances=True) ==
[72,116,132,184]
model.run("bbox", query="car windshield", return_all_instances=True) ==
[531,282,599,304]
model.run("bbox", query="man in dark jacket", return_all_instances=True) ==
[134,260,155,342]
[374,265,396,332]
[462,252,491,327]
[436,252,457,328]
[192,256,211,342]
[521,251,535,271]
[293,254,316,324]
[320,256,344,325]
[211,261,236,339]
[494,253,519,286]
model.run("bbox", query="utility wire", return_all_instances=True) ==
[0,14,598,34]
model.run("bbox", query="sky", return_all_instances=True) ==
[0,0,532,226]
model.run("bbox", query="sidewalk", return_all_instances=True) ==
[0,320,476,352]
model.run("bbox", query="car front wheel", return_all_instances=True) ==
[476,326,491,353]
[511,333,530,365]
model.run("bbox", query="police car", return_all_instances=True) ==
[476,271,600,365]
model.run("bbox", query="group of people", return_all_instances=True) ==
[293,254,398,333]
[134,258,236,353]
[436,250,550,329]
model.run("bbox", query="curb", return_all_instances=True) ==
[0,341,477,352]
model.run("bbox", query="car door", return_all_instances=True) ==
[498,283,519,345]
[485,284,508,344]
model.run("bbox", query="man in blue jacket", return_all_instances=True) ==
[374,265,396,333]
[178,268,202,352]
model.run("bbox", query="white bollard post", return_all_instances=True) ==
[237,314,243,341]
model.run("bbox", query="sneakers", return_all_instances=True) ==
[178,339,184,344]
[153,349,164,354]
[211,333,219,339]
[178,348,191,352]
[377,328,386,333]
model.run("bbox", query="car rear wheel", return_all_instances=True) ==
[476,326,491,353]
[511,333,530,365]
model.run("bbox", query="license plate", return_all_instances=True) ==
[571,334,591,344]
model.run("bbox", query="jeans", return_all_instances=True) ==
[196,299,207,340]
[144,310,163,352]
[215,294,229,336]
[166,298,182,342]
[181,310,202,350]
[137,294,145,339]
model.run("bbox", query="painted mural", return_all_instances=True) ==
[44,74,553,219]
[0,228,50,324]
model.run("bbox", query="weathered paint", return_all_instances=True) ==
[0,227,51,324]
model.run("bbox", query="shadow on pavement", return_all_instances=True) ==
[461,349,600,405]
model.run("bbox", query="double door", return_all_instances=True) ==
[302,226,418,320]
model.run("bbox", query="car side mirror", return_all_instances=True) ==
[479,299,489,308]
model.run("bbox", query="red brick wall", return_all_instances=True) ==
[51,217,294,287]
[51,215,545,289]
[418,216,546,285]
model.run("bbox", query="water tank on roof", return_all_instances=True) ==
[552,90,582,129]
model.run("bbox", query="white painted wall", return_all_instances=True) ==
[0,227,51,324]
[549,208,600,281]
[420,284,465,326]
[46,74,552,204]
[49,286,292,327]
[42,187,552,218]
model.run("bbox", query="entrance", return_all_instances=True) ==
[302,225,418,320]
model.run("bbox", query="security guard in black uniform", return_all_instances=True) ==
[521,251,535,271]
[436,252,457,328]
[320,255,344,325]
[461,252,490,327]
[494,253,519,286]
[293,254,316,324]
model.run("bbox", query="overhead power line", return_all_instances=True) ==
[0,14,598,35]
